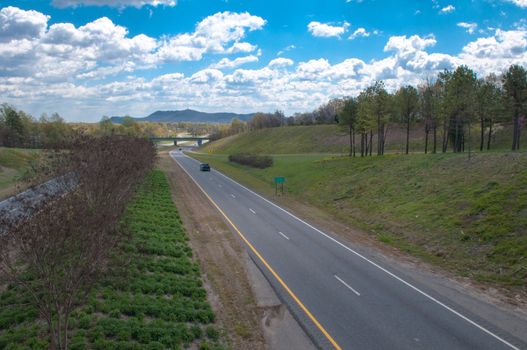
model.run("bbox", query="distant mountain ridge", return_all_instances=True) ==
[110,109,255,124]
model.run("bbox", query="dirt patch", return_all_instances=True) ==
[157,153,267,349]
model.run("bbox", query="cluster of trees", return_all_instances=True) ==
[337,64,526,156]
[0,104,220,148]
[0,104,73,148]
[290,99,343,125]
[210,64,525,157]
[247,110,287,130]
[209,111,289,140]
[209,117,247,140]
[0,135,155,349]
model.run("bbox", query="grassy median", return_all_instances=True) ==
[0,170,225,350]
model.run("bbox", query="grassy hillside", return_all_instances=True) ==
[202,123,524,155]
[203,125,349,154]
[191,151,527,290]
[0,147,40,199]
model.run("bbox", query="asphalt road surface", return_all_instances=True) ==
[170,150,526,350]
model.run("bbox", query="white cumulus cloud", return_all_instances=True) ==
[308,21,349,38]
[349,27,370,40]
[268,57,294,68]
[506,0,527,8]
[440,5,455,14]
[157,12,265,62]
[210,55,259,69]
[0,6,49,42]
[457,22,478,34]
[0,7,265,82]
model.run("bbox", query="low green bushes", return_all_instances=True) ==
[228,153,273,168]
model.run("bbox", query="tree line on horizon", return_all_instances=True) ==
[2,64,526,154]
[213,64,526,156]
[0,105,73,148]
[0,106,217,148]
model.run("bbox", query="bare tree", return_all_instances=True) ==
[503,65,527,151]
[395,85,419,154]
[0,135,155,350]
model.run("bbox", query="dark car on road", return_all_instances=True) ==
[200,163,211,171]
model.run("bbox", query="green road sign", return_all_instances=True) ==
[274,176,285,184]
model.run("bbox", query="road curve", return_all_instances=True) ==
[170,150,526,350]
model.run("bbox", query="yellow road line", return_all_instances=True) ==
[173,155,342,350]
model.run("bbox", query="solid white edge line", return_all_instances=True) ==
[249,208,256,214]
[180,151,520,350]
[334,275,360,296]
[278,231,290,240]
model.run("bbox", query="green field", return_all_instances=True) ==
[191,151,527,289]
[0,147,40,197]
[0,170,225,350]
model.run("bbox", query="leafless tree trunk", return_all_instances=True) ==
[352,130,356,157]
[0,135,155,350]
[487,118,493,150]
[425,128,429,154]
[442,119,449,153]
[369,130,373,157]
[480,116,485,151]
[348,125,353,157]
[360,133,365,157]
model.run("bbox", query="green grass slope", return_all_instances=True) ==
[202,124,525,155]
[192,152,527,289]
[0,147,40,198]
[0,147,39,169]
[203,125,350,154]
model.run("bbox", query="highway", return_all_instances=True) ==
[170,150,526,350]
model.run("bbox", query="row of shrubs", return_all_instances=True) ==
[228,153,273,169]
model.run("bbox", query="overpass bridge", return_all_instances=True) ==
[150,136,210,146]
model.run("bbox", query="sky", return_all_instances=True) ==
[1,0,527,122]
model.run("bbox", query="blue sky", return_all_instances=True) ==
[1,0,526,122]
